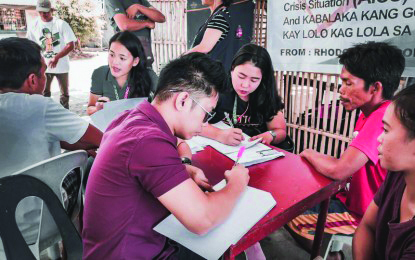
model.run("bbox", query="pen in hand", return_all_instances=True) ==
[233,146,246,167]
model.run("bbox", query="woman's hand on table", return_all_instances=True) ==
[185,164,214,192]
[218,128,244,146]
[95,96,110,111]
[250,132,273,145]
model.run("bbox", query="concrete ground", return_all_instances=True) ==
[49,51,107,117]
[45,52,353,260]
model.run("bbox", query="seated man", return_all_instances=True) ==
[353,85,415,259]
[82,53,250,259]
[0,37,102,253]
[287,41,405,253]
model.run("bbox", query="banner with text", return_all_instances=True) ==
[267,0,415,76]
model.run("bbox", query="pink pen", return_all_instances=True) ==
[233,146,246,166]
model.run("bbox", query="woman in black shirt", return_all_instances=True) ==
[202,43,286,146]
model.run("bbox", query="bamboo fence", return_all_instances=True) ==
[149,0,187,74]
[253,0,357,157]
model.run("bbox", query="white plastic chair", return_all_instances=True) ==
[323,234,353,260]
[11,150,88,259]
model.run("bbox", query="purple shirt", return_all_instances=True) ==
[374,172,415,260]
[82,101,189,260]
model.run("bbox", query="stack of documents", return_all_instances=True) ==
[154,180,277,260]
[187,122,284,166]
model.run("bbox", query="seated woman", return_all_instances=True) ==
[87,31,157,115]
[353,85,415,259]
[201,43,287,146]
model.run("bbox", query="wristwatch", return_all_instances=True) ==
[268,130,277,142]
[181,157,192,165]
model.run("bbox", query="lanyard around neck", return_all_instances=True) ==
[233,95,249,124]
[112,82,130,100]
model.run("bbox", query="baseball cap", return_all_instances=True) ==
[36,0,52,12]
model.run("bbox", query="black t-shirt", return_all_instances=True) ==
[210,91,268,137]
[374,172,415,259]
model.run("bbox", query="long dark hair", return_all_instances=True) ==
[109,31,151,98]
[222,0,232,7]
[230,43,284,124]
[393,85,415,139]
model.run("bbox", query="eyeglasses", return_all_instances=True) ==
[188,96,216,123]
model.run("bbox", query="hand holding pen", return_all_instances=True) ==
[224,146,249,190]
[233,146,246,167]
[220,112,244,146]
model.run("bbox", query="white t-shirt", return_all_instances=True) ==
[27,18,77,74]
[0,92,88,248]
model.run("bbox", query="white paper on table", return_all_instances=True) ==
[185,139,205,154]
[187,122,285,166]
[226,144,285,167]
[188,122,261,154]
[90,98,146,132]
[153,181,276,260]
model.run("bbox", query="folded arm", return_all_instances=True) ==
[126,4,165,23]
[113,13,155,31]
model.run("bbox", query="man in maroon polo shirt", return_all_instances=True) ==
[82,53,250,259]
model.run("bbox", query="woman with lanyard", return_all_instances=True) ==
[87,31,157,115]
[202,43,287,147]
[201,43,286,260]
[187,0,240,71]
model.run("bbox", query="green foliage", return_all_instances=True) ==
[55,0,102,47]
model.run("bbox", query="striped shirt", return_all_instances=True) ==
[207,8,230,42]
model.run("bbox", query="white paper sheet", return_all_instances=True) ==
[90,98,146,132]
[154,181,277,260]
[187,123,285,166]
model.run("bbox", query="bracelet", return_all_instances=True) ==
[181,157,192,165]
[268,130,277,142]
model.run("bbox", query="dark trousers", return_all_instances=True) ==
[175,244,207,260]
[44,73,69,109]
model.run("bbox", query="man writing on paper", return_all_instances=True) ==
[82,53,250,259]
[287,42,405,257]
